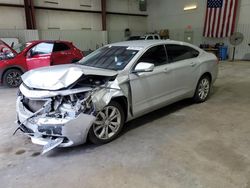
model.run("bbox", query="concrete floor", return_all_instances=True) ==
[0,61,250,188]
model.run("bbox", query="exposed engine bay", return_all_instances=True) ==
[16,66,125,154]
[22,90,94,119]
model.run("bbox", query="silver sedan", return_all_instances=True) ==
[16,40,218,153]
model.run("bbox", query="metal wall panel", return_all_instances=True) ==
[39,30,108,50]
[0,29,106,51]
[0,29,39,43]
[236,23,250,60]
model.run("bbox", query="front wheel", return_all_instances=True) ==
[193,75,211,103]
[3,69,22,88]
[88,101,125,145]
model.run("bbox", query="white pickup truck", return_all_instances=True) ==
[127,34,161,41]
[140,34,161,40]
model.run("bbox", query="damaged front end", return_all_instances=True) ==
[16,65,123,154]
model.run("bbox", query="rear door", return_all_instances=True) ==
[165,44,200,96]
[51,42,72,65]
[129,45,175,116]
[26,42,53,70]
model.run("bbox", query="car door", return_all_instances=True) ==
[129,45,175,116]
[165,44,200,97]
[51,42,72,65]
[26,42,53,70]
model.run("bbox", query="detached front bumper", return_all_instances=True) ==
[16,96,96,147]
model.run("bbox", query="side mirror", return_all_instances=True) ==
[26,50,31,58]
[27,50,35,58]
[133,62,155,73]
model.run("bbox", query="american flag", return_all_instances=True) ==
[203,0,239,38]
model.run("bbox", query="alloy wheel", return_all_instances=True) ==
[198,78,210,100]
[6,71,22,87]
[93,106,121,140]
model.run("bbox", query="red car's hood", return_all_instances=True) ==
[0,40,17,54]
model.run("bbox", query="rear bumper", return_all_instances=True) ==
[16,96,96,147]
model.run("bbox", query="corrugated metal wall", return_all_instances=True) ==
[108,30,146,43]
[0,29,107,51]
[0,28,248,60]
[236,24,250,60]
[0,30,39,43]
[39,30,107,50]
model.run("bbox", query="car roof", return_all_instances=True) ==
[28,40,71,44]
[109,40,196,49]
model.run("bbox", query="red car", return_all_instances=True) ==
[0,40,84,87]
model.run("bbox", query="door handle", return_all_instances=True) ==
[190,62,196,67]
[163,67,171,73]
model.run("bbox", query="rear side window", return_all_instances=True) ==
[147,36,154,40]
[138,45,167,66]
[53,43,70,52]
[154,35,160,39]
[166,44,199,63]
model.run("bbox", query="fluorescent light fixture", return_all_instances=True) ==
[184,5,197,11]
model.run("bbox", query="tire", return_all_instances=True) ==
[88,101,125,145]
[3,69,22,88]
[193,75,211,103]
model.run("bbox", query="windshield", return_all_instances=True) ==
[78,46,139,70]
[14,42,32,53]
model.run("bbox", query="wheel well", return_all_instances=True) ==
[2,67,23,80]
[112,96,128,121]
[201,72,212,82]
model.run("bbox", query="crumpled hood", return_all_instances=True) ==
[22,64,117,90]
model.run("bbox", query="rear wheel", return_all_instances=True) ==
[88,101,125,145]
[193,75,211,103]
[3,69,22,88]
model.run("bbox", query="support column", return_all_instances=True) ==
[23,0,36,29]
[29,0,36,29]
[24,0,31,29]
[101,0,106,31]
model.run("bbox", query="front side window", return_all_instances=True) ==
[12,42,32,54]
[137,45,167,66]
[78,46,138,70]
[53,43,70,52]
[166,44,199,63]
[30,42,54,56]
